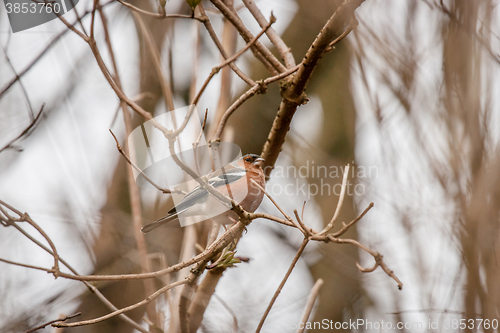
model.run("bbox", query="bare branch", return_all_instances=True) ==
[293,209,310,237]
[0,105,45,154]
[250,212,295,228]
[325,16,358,52]
[0,200,60,277]
[198,4,255,86]
[109,130,173,193]
[261,0,366,179]
[53,280,187,328]
[133,11,175,112]
[0,257,51,272]
[116,0,204,21]
[332,202,374,237]
[20,218,249,282]
[297,279,324,333]
[0,1,115,98]
[241,0,296,68]
[190,11,276,111]
[2,213,148,332]
[250,179,303,232]
[98,8,159,325]
[256,238,309,333]
[24,312,81,333]
[323,236,403,290]
[2,46,35,120]
[212,64,300,142]
[210,0,287,74]
[318,164,350,235]
[194,108,209,150]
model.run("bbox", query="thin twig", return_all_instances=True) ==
[98,10,159,322]
[53,280,188,328]
[89,0,98,40]
[13,218,248,282]
[212,64,300,142]
[207,221,221,247]
[193,107,209,175]
[0,257,50,271]
[52,5,89,41]
[0,27,66,97]
[194,11,275,109]
[116,0,204,21]
[0,200,60,277]
[219,13,276,70]
[332,202,373,237]
[2,46,35,120]
[325,16,359,52]
[189,13,276,129]
[241,0,295,68]
[194,108,209,149]
[293,209,310,236]
[318,164,350,235]
[256,238,309,333]
[54,10,175,139]
[1,215,148,333]
[24,312,81,333]
[0,1,114,97]
[210,0,286,74]
[211,0,238,141]
[198,4,255,86]
[133,11,175,112]
[250,212,295,228]
[301,201,306,223]
[0,104,45,154]
[322,236,403,290]
[250,179,303,232]
[214,294,239,331]
[297,279,324,333]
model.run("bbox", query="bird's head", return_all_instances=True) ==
[241,154,265,170]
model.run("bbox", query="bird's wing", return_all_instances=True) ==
[141,213,179,233]
[208,170,247,188]
[167,167,247,214]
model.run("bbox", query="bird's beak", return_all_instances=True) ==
[254,157,265,167]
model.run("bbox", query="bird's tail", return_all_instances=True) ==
[141,213,178,233]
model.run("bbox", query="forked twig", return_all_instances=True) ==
[242,0,295,68]
[189,10,277,110]
[212,64,300,142]
[250,179,292,221]
[0,200,60,277]
[210,0,287,74]
[198,4,255,86]
[0,207,150,333]
[293,209,310,236]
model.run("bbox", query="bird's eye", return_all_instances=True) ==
[245,157,251,162]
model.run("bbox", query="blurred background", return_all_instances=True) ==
[1,0,499,332]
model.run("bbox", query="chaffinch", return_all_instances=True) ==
[141,154,266,233]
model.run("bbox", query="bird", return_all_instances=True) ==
[141,154,266,233]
